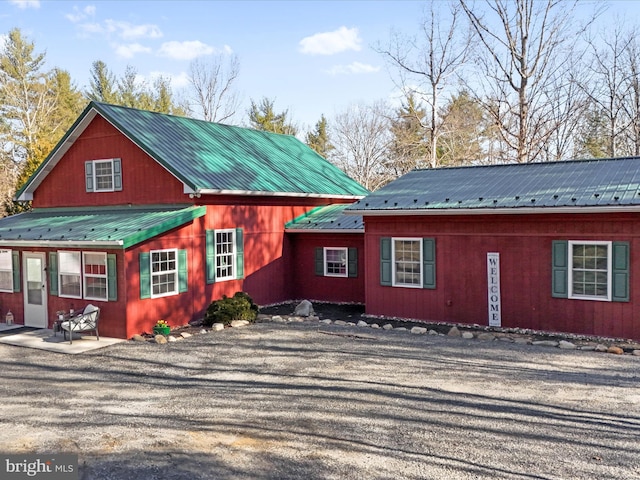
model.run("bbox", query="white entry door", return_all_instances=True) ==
[23,252,47,328]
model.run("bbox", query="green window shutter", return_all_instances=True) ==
[551,240,568,298]
[315,248,324,276]
[107,254,117,301]
[48,252,58,296]
[380,237,392,286]
[139,252,150,299]
[235,228,244,279]
[612,241,630,302]
[422,238,436,289]
[178,249,188,293]
[12,251,20,293]
[113,158,122,191]
[85,161,94,192]
[348,247,358,278]
[205,230,216,284]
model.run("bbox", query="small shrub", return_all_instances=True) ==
[203,291,259,327]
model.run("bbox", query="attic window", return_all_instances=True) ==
[85,159,122,193]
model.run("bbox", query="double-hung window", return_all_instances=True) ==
[325,247,348,277]
[151,249,178,298]
[569,241,611,300]
[58,251,82,298]
[0,249,13,292]
[380,237,436,289]
[83,252,108,301]
[216,230,235,281]
[85,159,122,192]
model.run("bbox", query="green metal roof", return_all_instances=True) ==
[285,204,364,233]
[0,205,205,248]
[346,157,640,215]
[17,102,369,200]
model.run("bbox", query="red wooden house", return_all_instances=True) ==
[345,159,640,340]
[0,102,368,338]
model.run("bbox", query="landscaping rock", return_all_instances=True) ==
[447,326,461,337]
[167,335,178,342]
[154,335,167,344]
[594,344,608,352]
[271,315,285,322]
[199,329,208,334]
[395,327,407,331]
[212,323,224,331]
[411,327,427,335]
[633,350,640,356]
[514,337,531,345]
[319,319,332,325]
[180,332,192,338]
[477,333,495,341]
[370,323,380,329]
[357,321,368,327]
[230,320,250,328]
[131,334,146,342]
[462,332,474,339]
[294,299,314,317]
[428,330,439,336]
[334,320,347,326]
[532,340,559,347]
[382,324,394,330]
[309,316,320,322]
[558,340,577,349]
[607,346,624,355]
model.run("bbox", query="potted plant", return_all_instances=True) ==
[153,319,170,335]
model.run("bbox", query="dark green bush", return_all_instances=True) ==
[203,291,259,326]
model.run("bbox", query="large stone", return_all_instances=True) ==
[382,324,394,330]
[294,300,314,317]
[447,326,461,337]
[558,340,577,349]
[357,321,368,327]
[370,323,380,329]
[131,334,146,342]
[212,323,224,331]
[607,346,624,355]
[633,350,640,356]
[477,333,495,341]
[154,335,167,344]
[411,327,427,335]
[462,332,474,339]
[594,344,608,352]
[230,320,250,328]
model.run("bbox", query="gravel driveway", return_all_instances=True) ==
[0,320,638,479]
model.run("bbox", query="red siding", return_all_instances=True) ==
[364,213,640,340]
[289,233,365,303]
[33,116,188,208]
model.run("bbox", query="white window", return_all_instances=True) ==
[0,249,13,293]
[83,252,107,301]
[324,247,348,277]
[151,249,177,298]
[59,251,82,298]
[216,230,235,281]
[93,159,115,191]
[568,241,612,301]
[393,238,422,287]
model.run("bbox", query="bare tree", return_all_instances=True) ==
[188,54,240,123]
[460,0,586,163]
[329,101,393,191]
[379,1,470,168]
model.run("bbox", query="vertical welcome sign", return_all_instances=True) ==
[487,253,501,327]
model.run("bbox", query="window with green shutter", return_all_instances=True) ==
[206,228,244,283]
[553,240,630,302]
[381,237,436,288]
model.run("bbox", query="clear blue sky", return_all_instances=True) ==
[1,0,639,134]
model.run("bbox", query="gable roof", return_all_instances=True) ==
[285,204,363,233]
[346,157,640,216]
[0,205,205,248]
[17,102,369,201]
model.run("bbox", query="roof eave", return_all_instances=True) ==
[345,205,640,216]
[284,228,364,234]
[0,240,124,248]
[197,188,366,200]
